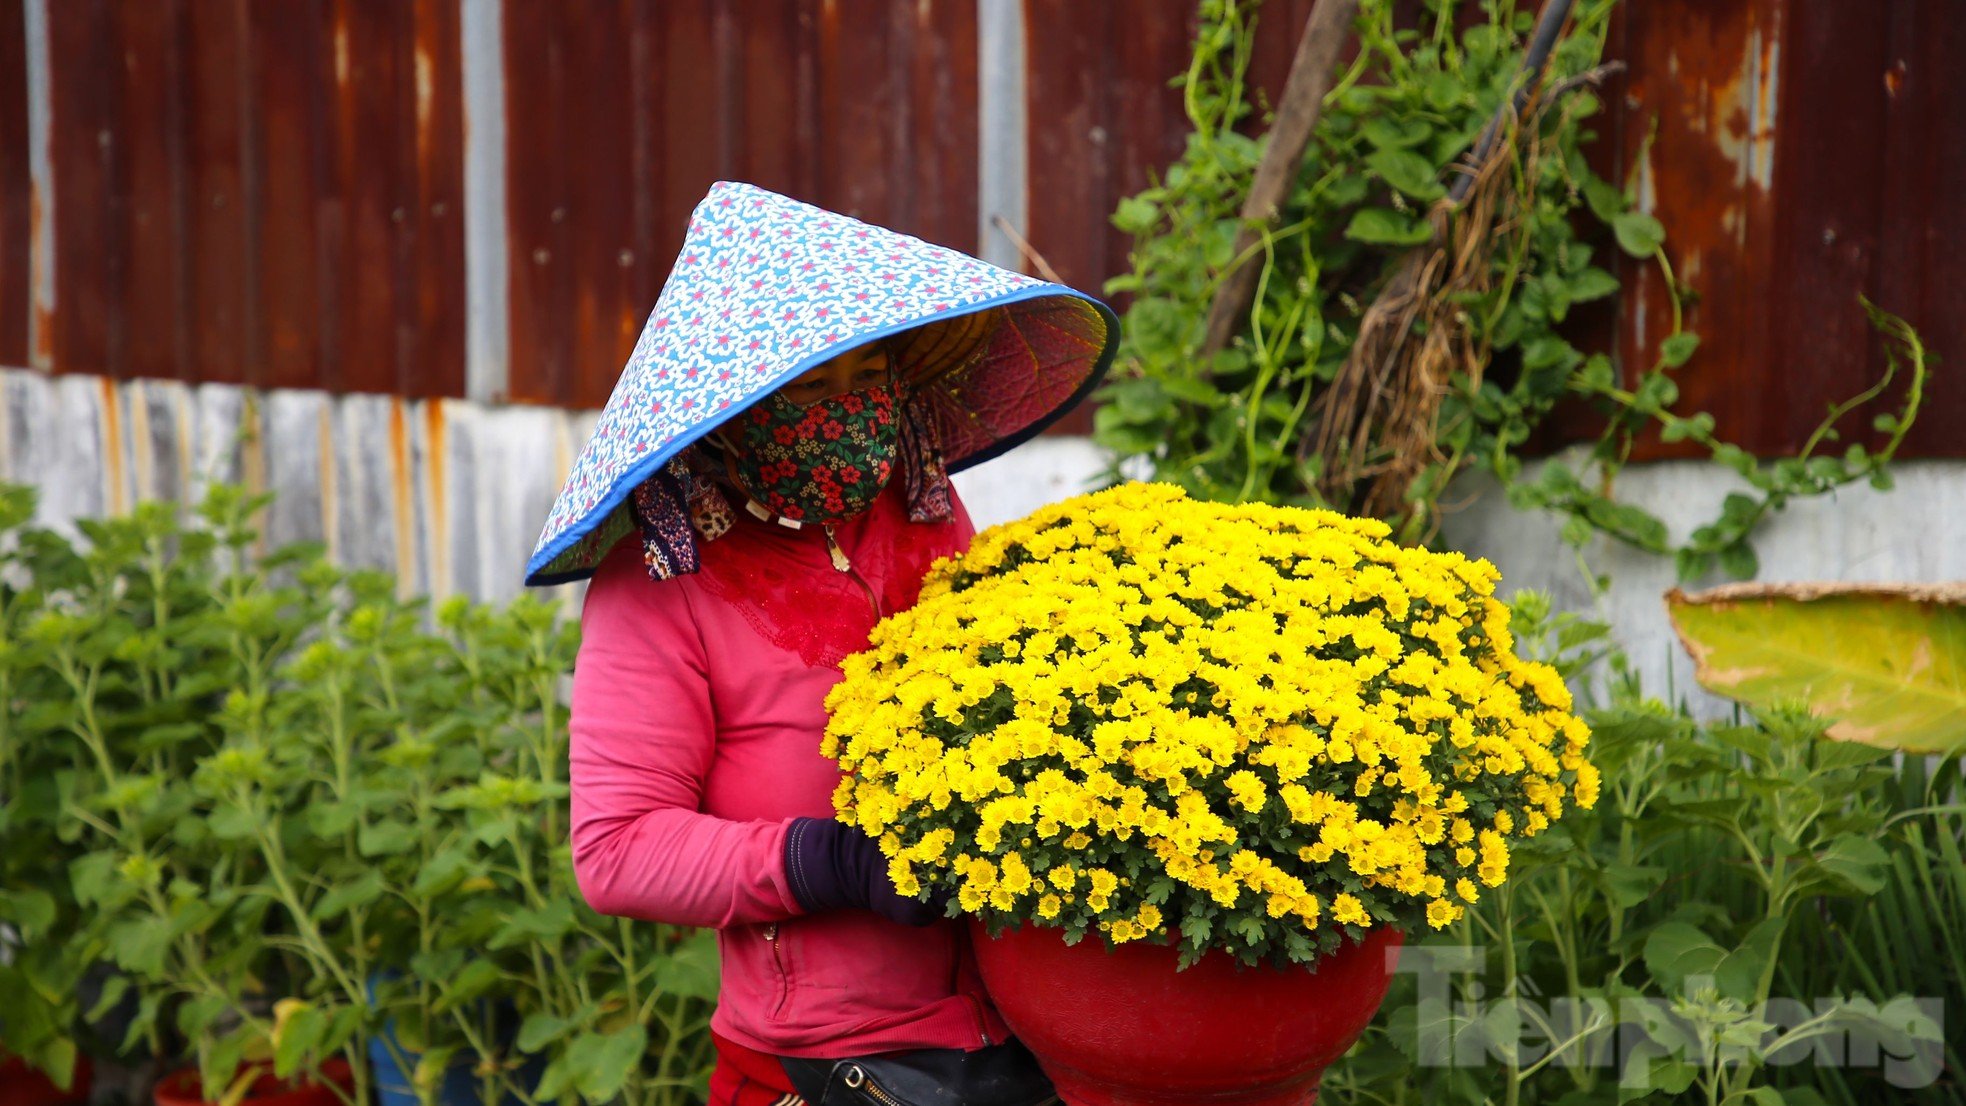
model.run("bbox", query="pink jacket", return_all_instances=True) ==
[568,480,1013,1059]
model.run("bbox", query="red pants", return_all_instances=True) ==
[706,1030,806,1106]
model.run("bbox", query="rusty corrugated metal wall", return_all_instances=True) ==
[0,0,1959,455]
[1596,0,1963,458]
[1022,0,1324,297]
[0,1,27,369]
[36,0,468,396]
[499,0,981,406]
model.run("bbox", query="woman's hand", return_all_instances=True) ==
[784,817,947,926]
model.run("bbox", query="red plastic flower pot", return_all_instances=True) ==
[152,1058,353,1106]
[969,919,1404,1106]
[0,1054,94,1106]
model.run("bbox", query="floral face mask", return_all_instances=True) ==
[721,384,900,524]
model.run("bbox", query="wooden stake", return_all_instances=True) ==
[1196,0,1361,367]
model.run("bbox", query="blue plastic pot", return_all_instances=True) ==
[365,977,541,1106]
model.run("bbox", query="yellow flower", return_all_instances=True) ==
[821,484,1592,965]
[1332,893,1370,927]
[1425,898,1460,929]
[1477,829,1510,887]
[1224,769,1267,813]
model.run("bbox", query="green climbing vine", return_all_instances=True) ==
[1093,0,1927,581]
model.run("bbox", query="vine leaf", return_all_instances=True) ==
[1612,210,1666,256]
[1367,147,1447,201]
[1345,208,1434,246]
[1665,583,1966,753]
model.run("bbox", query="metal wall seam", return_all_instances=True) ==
[23,0,52,371]
[462,0,509,404]
[977,0,1027,274]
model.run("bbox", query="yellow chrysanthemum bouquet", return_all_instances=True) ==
[822,484,1599,966]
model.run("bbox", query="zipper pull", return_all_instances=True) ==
[763,923,777,940]
[822,524,852,572]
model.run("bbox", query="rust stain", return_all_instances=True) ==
[1609,0,1788,453]
[423,399,449,598]
[387,396,416,599]
[127,383,152,501]
[1745,23,1780,191]
[98,375,126,514]
[333,7,351,89]
[414,37,435,163]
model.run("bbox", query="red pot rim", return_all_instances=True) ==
[1,1054,96,1106]
[975,917,1405,966]
[154,1057,353,1106]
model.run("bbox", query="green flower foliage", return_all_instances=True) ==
[1318,595,1963,1105]
[0,484,716,1106]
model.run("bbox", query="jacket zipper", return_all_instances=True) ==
[952,922,993,1046]
[842,1066,907,1106]
[763,922,790,1018]
[823,523,882,620]
[964,992,993,1047]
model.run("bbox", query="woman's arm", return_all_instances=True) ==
[567,543,806,929]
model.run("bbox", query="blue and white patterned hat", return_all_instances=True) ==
[525,180,1118,586]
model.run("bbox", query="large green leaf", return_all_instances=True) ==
[1665,583,1966,753]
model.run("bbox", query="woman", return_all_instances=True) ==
[525,182,1116,1105]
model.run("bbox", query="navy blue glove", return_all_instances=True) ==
[784,817,946,926]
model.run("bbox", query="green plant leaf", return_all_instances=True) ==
[1601,865,1665,909]
[311,869,386,920]
[1813,833,1892,895]
[357,818,417,857]
[1345,208,1434,246]
[651,929,722,1000]
[0,889,57,939]
[1713,915,1785,1004]
[434,959,503,1014]
[1361,116,1433,150]
[1367,148,1446,201]
[410,846,474,896]
[517,1013,572,1053]
[274,1002,329,1078]
[1613,211,1666,257]
[207,804,258,841]
[1112,196,1159,234]
[1567,267,1620,303]
[570,1025,649,1103]
[1642,921,1727,989]
[1665,583,1966,753]
[1659,332,1701,368]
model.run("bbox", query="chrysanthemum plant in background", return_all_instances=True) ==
[825,484,1599,968]
[0,484,719,1106]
